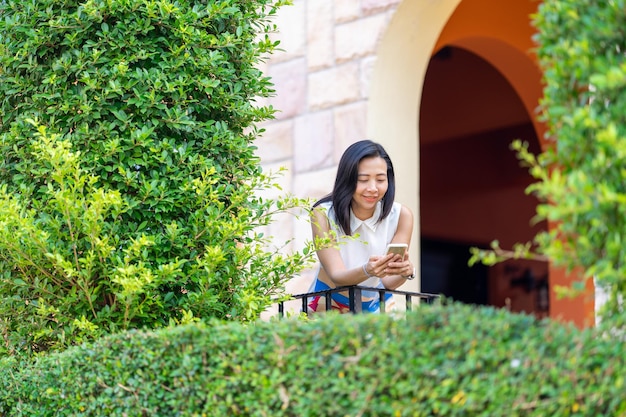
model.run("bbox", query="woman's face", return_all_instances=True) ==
[351,156,389,219]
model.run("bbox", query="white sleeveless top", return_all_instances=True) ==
[316,200,402,287]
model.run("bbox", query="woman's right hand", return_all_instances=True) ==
[365,253,400,277]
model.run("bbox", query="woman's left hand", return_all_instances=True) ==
[381,255,413,278]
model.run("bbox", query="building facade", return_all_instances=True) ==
[256,0,596,327]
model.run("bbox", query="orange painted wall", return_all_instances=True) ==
[428,0,594,327]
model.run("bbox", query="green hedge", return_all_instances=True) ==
[1,303,624,416]
[0,0,311,356]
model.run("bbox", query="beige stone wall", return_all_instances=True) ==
[255,0,402,298]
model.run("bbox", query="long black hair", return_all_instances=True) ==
[314,140,396,235]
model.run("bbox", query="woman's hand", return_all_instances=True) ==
[371,253,416,291]
[383,255,413,278]
[364,253,409,277]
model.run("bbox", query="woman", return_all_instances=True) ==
[308,139,416,313]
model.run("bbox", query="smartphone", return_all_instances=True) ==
[386,243,408,258]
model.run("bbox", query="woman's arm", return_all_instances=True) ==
[381,205,415,290]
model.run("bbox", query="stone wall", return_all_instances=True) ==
[255,0,402,296]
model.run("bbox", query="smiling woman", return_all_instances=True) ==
[307,140,416,313]
[352,156,389,220]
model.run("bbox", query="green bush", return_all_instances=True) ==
[0,0,311,357]
[529,0,626,322]
[1,303,624,416]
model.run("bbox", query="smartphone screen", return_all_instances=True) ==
[386,243,408,257]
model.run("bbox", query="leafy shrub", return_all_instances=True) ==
[0,0,310,357]
[1,303,624,416]
[529,0,626,323]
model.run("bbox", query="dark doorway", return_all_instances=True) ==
[420,237,488,305]
[419,46,547,317]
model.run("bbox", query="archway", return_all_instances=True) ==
[419,45,547,316]
[368,0,594,325]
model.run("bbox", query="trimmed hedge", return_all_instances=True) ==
[1,303,624,416]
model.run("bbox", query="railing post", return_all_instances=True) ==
[406,294,412,312]
[349,287,362,313]
[278,301,284,317]
[325,290,332,311]
[302,296,308,315]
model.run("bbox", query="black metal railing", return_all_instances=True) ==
[277,285,440,317]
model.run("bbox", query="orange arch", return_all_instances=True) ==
[432,0,595,327]
[368,0,594,327]
[434,0,547,148]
